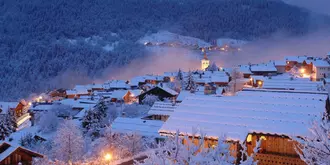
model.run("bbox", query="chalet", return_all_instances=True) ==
[193,71,229,86]
[311,59,330,81]
[144,75,165,85]
[273,60,286,74]
[204,83,217,95]
[129,76,147,88]
[251,74,324,91]
[66,86,89,99]
[146,101,178,121]
[49,88,66,98]
[250,62,277,76]
[103,80,129,91]
[285,56,310,70]
[88,83,104,92]
[159,91,327,165]
[238,65,253,78]
[163,72,177,82]
[138,85,178,104]
[0,142,43,165]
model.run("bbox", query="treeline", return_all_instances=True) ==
[0,0,329,100]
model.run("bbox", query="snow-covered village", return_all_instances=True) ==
[2,1,330,165]
[1,47,330,165]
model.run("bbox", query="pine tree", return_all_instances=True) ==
[185,70,196,92]
[176,69,183,81]
[206,62,219,72]
[96,98,108,117]
[0,116,12,140]
[8,110,17,132]
[82,109,102,138]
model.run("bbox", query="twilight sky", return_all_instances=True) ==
[284,0,330,15]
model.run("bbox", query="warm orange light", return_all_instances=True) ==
[258,81,262,85]
[300,68,305,73]
[250,78,253,81]
[39,96,43,100]
[28,102,32,106]
[260,136,267,141]
[246,134,252,142]
[104,153,112,161]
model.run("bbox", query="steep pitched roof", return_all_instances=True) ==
[0,142,43,162]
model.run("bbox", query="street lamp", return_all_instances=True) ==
[300,68,305,73]
[104,153,112,165]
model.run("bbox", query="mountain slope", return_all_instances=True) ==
[0,0,329,100]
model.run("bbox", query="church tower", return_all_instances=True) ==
[201,49,210,71]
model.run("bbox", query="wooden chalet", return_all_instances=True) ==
[159,91,327,165]
[0,142,43,165]
[138,85,178,104]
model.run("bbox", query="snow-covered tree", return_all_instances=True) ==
[82,109,103,138]
[295,117,330,165]
[226,68,244,95]
[96,98,108,117]
[206,62,219,72]
[176,69,183,81]
[119,132,145,158]
[8,110,17,131]
[142,94,159,106]
[39,111,59,133]
[53,119,84,164]
[0,113,16,140]
[184,70,196,92]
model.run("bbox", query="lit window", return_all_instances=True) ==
[246,134,252,142]
[260,136,266,141]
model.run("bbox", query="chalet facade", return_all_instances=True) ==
[138,86,178,104]
[0,142,43,165]
[159,91,327,165]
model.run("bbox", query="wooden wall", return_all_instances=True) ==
[0,149,33,165]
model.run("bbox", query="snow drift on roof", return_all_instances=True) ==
[159,91,327,141]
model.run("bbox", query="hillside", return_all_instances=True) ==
[0,0,329,101]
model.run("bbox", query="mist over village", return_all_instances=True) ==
[1,0,330,165]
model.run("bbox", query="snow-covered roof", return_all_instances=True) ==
[250,62,277,72]
[30,104,54,111]
[144,75,164,81]
[176,91,194,102]
[0,142,43,162]
[112,117,164,137]
[285,56,309,63]
[238,65,252,74]
[129,90,143,97]
[157,85,178,96]
[273,60,286,66]
[59,99,95,110]
[111,90,129,99]
[148,101,178,116]
[159,91,327,141]
[312,59,330,67]
[104,80,129,89]
[130,76,146,86]
[256,74,324,91]
[66,86,89,95]
[0,102,17,114]
[210,75,229,83]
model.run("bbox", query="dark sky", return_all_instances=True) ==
[283,0,330,15]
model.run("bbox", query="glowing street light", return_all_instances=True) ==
[104,153,112,164]
[300,68,305,73]
[28,102,32,106]
[39,96,43,100]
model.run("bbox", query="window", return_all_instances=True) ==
[246,134,252,143]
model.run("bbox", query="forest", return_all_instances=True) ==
[1,0,329,100]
